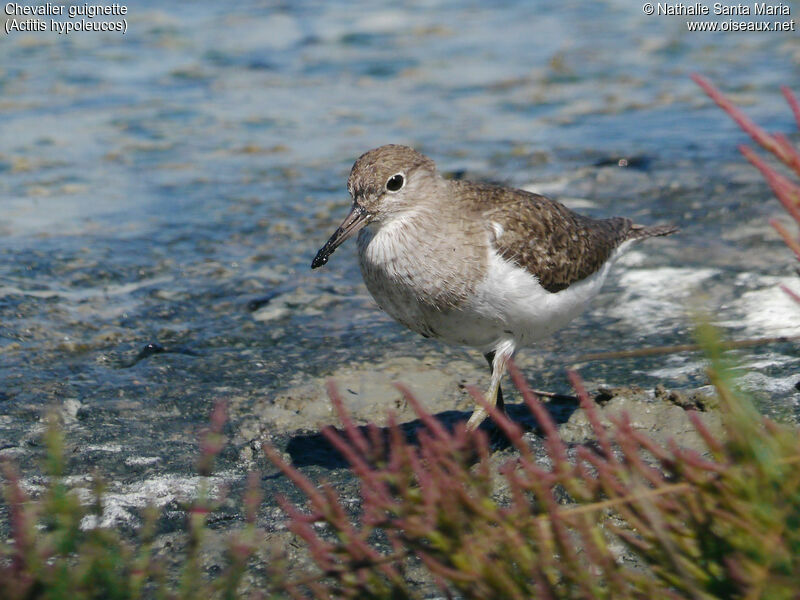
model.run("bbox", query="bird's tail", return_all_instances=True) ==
[627,223,679,240]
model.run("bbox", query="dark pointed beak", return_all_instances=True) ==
[311,203,371,269]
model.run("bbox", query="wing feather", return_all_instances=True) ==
[461,183,633,293]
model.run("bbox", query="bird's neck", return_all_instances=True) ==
[356,189,489,309]
[358,206,437,267]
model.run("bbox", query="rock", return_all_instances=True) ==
[251,288,340,322]
[559,387,723,455]
[61,398,83,424]
[251,356,485,432]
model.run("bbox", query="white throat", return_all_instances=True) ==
[357,209,427,267]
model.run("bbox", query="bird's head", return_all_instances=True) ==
[311,144,438,269]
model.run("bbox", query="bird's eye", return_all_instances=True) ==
[385,173,405,192]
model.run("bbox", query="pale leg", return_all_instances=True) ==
[466,345,512,431]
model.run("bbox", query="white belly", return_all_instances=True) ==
[464,247,624,352]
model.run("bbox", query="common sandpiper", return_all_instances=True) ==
[312,145,677,430]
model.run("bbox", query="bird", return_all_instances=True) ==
[311,145,677,430]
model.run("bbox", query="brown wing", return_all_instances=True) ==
[464,183,634,293]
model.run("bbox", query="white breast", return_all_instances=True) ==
[357,216,448,338]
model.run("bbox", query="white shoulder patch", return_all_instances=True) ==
[490,221,504,240]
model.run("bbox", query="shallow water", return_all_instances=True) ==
[1,1,799,527]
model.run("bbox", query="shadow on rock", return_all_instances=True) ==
[284,399,580,469]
